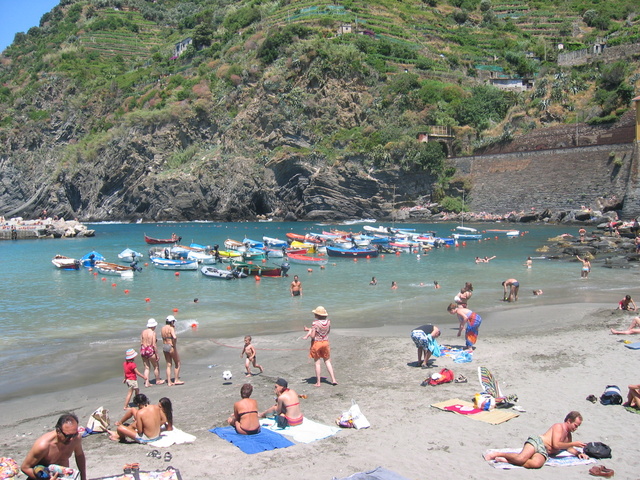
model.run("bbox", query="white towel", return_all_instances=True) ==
[148,427,196,447]
[262,417,339,444]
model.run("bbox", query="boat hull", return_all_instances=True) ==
[326,246,379,258]
[151,258,198,270]
[287,253,328,265]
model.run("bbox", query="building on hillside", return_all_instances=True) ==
[174,38,192,58]
[488,77,535,92]
[416,126,455,157]
[337,24,352,35]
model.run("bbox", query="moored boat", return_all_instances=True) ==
[200,266,243,279]
[118,248,143,262]
[94,261,138,278]
[151,258,198,270]
[326,246,379,258]
[287,252,328,266]
[51,255,81,270]
[80,251,105,267]
[144,233,180,245]
[232,262,282,277]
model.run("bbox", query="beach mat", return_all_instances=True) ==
[90,467,182,480]
[624,405,640,414]
[210,426,294,454]
[483,449,596,468]
[333,466,411,480]
[148,428,195,448]
[431,398,519,424]
[624,341,640,349]
[262,417,340,443]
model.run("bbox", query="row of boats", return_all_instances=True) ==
[52,225,522,278]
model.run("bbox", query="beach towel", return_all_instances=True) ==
[431,398,519,424]
[483,449,596,469]
[333,467,411,480]
[262,417,340,444]
[624,405,640,414]
[624,341,640,349]
[426,334,442,357]
[210,427,294,454]
[147,428,195,448]
[90,467,182,480]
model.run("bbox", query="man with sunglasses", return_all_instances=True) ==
[21,413,87,480]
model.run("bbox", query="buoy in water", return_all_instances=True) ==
[145,298,151,303]
[255,275,261,281]
[174,272,180,277]
[111,283,117,287]
[173,308,178,313]
[124,289,130,294]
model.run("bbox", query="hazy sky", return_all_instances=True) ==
[0,0,61,52]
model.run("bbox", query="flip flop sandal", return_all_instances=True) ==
[164,452,172,462]
[455,374,468,383]
[147,450,160,458]
[586,394,598,404]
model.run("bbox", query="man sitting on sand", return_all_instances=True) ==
[611,317,640,335]
[259,378,303,426]
[484,411,589,469]
[109,393,166,443]
[22,413,87,480]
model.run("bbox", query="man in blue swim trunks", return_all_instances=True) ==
[502,278,519,302]
[484,411,589,468]
[109,394,165,443]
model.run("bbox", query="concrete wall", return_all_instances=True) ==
[558,42,640,67]
[452,143,637,215]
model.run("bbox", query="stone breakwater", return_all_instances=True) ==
[0,217,95,240]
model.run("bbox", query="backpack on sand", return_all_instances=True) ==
[599,385,623,405]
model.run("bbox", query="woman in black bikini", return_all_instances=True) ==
[228,384,261,435]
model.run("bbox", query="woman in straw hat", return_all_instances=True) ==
[303,306,338,387]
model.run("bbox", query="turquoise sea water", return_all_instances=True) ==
[1,221,637,401]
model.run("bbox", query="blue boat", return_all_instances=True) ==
[80,251,105,267]
[326,246,379,258]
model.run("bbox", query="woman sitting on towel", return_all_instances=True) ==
[228,384,261,435]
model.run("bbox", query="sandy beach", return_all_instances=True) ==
[2,301,638,480]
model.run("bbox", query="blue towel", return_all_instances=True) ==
[426,334,442,357]
[453,350,473,363]
[624,341,640,350]
[210,427,294,454]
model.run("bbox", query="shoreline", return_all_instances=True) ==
[2,301,639,479]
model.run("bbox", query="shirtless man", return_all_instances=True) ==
[21,413,87,480]
[576,255,591,278]
[162,315,183,386]
[290,275,302,296]
[611,317,640,335]
[259,378,303,427]
[140,318,164,387]
[502,278,519,302]
[484,411,589,468]
[109,394,166,443]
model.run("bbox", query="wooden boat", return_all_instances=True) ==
[151,258,198,270]
[232,262,282,277]
[224,239,245,251]
[51,255,81,270]
[326,246,379,258]
[286,232,323,244]
[94,261,137,278]
[144,233,180,245]
[287,252,328,266]
[118,248,143,262]
[200,266,245,279]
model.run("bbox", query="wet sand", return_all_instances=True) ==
[1,301,638,479]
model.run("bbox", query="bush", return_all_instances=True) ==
[257,25,313,64]
[223,7,260,33]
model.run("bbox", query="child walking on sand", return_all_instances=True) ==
[241,336,264,377]
[122,348,147,410]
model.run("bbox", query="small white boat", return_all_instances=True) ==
[456,226,478,233]
[94,261,137,278]
[151,258,198,270]
[118,248,143,262]
[200,266,238,279]
[51,255,81,270]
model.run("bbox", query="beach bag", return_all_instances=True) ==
[276,415,288,429]
[600,385,623,405]
[336,400,370,429]
[473,393,496,411]
[86,406,110,433]
[584,442,612,459]
[428,368,454,386]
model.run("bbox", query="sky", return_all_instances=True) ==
[0,0,61,52]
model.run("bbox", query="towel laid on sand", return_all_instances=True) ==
[431,398,519,424]
[333,466,411,480]
[262,417,340,444]
[210,427,294,454]
[147,428,196,448]
[90,467,182,480]
[483,449,596,468]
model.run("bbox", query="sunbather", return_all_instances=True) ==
[484,411,589,468]
[625,384,640,409]
[611,317,640,335]
[228,384,261,435]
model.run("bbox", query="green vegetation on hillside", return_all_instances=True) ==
[0,0,639,200]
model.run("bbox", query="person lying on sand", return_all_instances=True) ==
[611,317,640,335]
[484,411,589,469]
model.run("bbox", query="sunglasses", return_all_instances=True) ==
[57,428,78,440]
